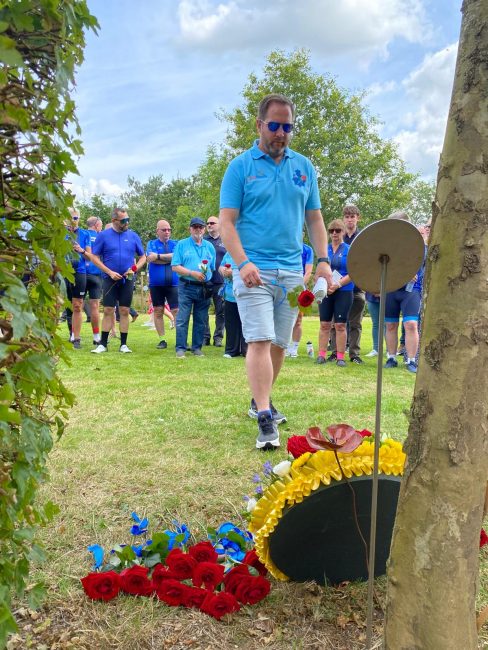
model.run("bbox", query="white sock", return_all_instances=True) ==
[289,341,299,352]
[387,353,396,359]
[93,333,101,343]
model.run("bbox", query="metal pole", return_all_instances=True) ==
[366,254,389,648]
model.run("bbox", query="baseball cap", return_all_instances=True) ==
[190,217,205,227]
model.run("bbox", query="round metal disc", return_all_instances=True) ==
[347,220,425,294]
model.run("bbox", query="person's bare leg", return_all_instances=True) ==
[246,340,273,411]
[71,298,83,339]
[270,343,286,384]
[102,306,115,333]
[154,305,165,337]
[89,299,100,331]
[318,322,331,353]
[385,322,399,356]
[335,323,347,353]
[118,306,130,334]
[404,320,419,359]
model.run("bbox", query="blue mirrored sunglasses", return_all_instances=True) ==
[119,218,130,224]
[261,120,294,134]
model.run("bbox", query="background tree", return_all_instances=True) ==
[404,178,436,225]
[194,49,418,223]
[0,1,97,645]
[120,174,198,243]
[77,193,117,225]
[384,1,488,647]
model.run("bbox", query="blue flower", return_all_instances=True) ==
[162,521,190,549]
[131,540,152,557]
[130,512,149,536]
[262,461,273,476]
[255,485,263,496]
[87,544,104,570]
[252,473,261,483]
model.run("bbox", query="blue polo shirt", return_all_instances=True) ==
[91,228,144,277]
[220,141,321,271]
[146,239,179,287]
[329,242,354,291]
[172,237,215,282]
[302,243,313,273]
[220,252,236,302]
[66,228,91,273]
[85,229,102,276]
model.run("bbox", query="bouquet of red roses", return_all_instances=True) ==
[80,514,271,620]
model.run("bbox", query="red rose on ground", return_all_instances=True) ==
[151,563,179,590]
[192,561,225,590]
[234,575,271,605]
[81,571,120,601]
[188,541,218,563]
[165,549,197,579]
[200,592,240,620]
[481,528,488,548]
[286,435,316,458]
[357,429,373,438]
[156,578,189,606]
[297,289,315,308]
[119,565,153,596]
[223,564,250,595]
[243,550,268,576]
[131,264,138,272]
[183,586,208,609]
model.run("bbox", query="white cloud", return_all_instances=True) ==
[367,80,398,98]
[393,42,458,176]
[176,0,432,62]
[69,178,126,201]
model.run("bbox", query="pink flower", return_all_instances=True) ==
[306,423,364,453]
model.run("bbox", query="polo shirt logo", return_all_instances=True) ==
[293,169,307,187]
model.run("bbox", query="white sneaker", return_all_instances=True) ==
[289,350,298,358]
[284,349,291,357]
[142,321,153,327]
[223,353,232,358]
[365,349,378,357]
[119,344,132,353]
[91,344,107,354]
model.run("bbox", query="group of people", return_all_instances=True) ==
[64,92,429,451]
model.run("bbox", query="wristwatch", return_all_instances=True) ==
[317,257,331,265]
[157,253,161,261]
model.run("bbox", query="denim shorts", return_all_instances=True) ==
[232,269,302,348]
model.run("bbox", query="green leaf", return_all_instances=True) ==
[0,35,23,67]
[143,553,161,568]
[26,582,45,610]
[43,501,60,522]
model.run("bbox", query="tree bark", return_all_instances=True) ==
[384,1,488,648]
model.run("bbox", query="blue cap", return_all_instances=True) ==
[190,217,205,227]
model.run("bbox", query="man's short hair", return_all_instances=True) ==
[112,207,127,220]
[257,94,295,121]
[388,210,409,221]
[87,216,101,228]
[343,204,360,217]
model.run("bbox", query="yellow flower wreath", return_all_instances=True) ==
[249,439,406,581]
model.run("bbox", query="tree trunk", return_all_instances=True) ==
[384,1,488,648]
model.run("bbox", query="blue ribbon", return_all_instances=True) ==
[130,511,149,536]
[87,544,104,570]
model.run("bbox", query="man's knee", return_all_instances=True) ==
[404,320,418,333]
[72,299,83,312]
[119,306,130,316]
[335,323,347,332]
[385,322,398,332]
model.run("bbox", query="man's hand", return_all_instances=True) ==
[240,262,262,288]
[108,270,123,281]
[73,242,84,254]
[191,270,206,282]
[315,261,333,286]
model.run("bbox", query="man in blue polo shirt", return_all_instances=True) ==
[146,219,179,350]
[65,208,91,349]
[85,216,103,345]
[87,208,146,354]
[219,93,333,450]
[171,217,216,358]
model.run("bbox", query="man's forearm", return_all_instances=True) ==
[85,252,112,276]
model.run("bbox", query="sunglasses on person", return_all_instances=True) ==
[328,228,343,234]
[72,216,79,220]
[158,227,171,231]
[260,120,294,134]
[207,221,217,225]
[191,224,205,229]
[119,217,130,224]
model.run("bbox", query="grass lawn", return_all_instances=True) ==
[10,315,487,649]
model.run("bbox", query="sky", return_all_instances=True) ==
[69,0,463,200]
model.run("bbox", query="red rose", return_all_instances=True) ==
[297,289,315,308]
[286,435,316,459]
[202,259,208,264]
[234,575,271,605]
[223,564,250,595]
[119,565,153,596]
[243,549,267,576]
[224,263,231,268]
[81,571,120,601]
[156,578,189,606]
[481,528,488,548]
[200,592,240,620]
[131,264,138,272]
[151,563,178,590]
[192,561,225,590]
[357,429,373,438]
[165,549,197,579]
[183,586,208,609]
[188,541,218,563]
